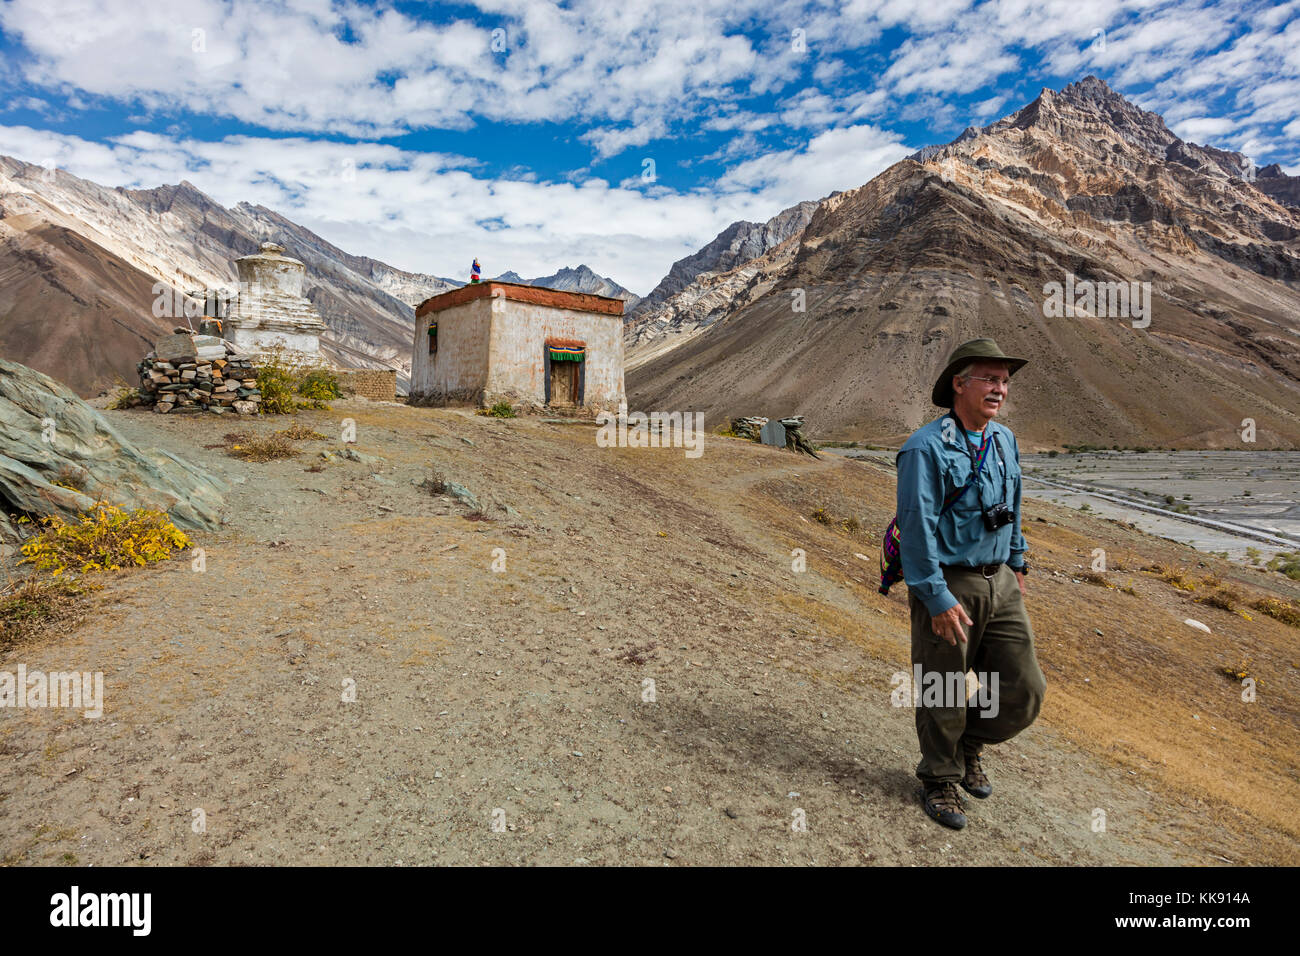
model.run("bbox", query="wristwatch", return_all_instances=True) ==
[1011,563,1029,575]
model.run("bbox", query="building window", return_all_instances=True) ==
[428,321,437,355]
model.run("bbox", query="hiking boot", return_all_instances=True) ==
[961,752,992,799]
[921,782,967,830]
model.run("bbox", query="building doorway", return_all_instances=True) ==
[550,360,579,406]
[545,341,586,408]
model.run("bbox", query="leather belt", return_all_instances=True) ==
[943,563,1004,578]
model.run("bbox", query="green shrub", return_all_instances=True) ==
[482,401,517,418]
[1266,551,1300,581]
[297,369,342,407]
[255,351,301,415]
[255,347,340,414]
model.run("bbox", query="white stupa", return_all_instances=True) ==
[225,242,327,363]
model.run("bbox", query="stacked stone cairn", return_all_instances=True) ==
[137,328,262,415]
[729,415,819,458]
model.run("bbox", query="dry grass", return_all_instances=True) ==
[275,422,329,442]
[1025,551,1300,861]
[420,467,447,495]
[1075,569,1138,595]
[223,431,298,462]
[49,464,89,493]
[0,576,101,650]
[1149,563,1197,590]
[1252,597,1300,628]
[619,642,659,665]
[810,507,868,537]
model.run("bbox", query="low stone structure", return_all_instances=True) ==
[730,415,819,458]
[408,281,625,413]
[137,330,262,415]
[336,368,397,402]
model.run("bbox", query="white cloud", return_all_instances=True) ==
[1171,115,1239,143]
[581,119,669,160]
[0,0,780,138]
[718,122,911,209]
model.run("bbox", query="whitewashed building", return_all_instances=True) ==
[409,281,625,413]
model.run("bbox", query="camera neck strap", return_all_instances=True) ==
[949,415,1006,511]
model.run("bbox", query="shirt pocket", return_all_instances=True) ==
[943,457,981,514]
[1002,452,1021,500]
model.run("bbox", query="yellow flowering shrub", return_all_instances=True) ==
[19,503,191,576]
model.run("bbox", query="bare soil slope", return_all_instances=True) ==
[2,403,1296,865]
[0,221,166,395]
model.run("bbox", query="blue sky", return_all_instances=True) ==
[1,0,1296,293]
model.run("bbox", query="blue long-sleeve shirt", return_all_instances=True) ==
[895,414,1026,616]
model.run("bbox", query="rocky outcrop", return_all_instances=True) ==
[1254,164,1300,210]
[0,358,227,538]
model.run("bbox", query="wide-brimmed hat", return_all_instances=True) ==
[931,338,1028,407]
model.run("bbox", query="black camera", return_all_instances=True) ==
[983,503,1015,531]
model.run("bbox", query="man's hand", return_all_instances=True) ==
[1014,569,1026,595]
[931,603,973,646]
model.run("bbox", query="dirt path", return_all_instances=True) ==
[2,401,1295,865]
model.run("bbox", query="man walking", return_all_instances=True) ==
[895,338,1046,829]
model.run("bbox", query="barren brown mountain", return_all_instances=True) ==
[0,156,458,394]
[0,219,168,395]
[627,77,1300,448]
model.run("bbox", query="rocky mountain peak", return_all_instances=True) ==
[1059,74,1121,103]
[629,199,819,317]
[625,76,1300,447]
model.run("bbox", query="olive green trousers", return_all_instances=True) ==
[908,564,1046,786]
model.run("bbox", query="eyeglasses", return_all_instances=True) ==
[963,375,1010,388]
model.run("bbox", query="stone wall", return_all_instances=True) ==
[337,369,397,402]
[137,331,262,415]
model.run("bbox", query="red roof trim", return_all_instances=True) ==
[416,280,625,318]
